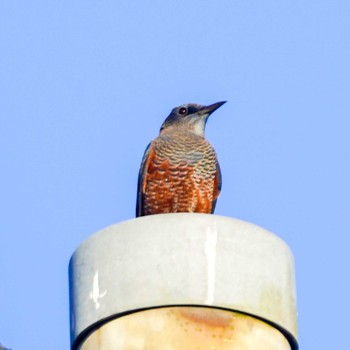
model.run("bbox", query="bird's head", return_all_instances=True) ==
[160,101,226,137]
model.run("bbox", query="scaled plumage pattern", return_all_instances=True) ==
[136,101,226,217]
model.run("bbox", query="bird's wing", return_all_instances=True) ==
[136,142,154,217]
[211,161,222,214]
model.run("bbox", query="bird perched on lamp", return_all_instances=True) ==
[136,101,226,217]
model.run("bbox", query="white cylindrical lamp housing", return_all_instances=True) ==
[69,214,298,349]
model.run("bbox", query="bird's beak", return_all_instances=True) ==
[199,101,227,116]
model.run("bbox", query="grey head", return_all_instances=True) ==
[160,101,226,137]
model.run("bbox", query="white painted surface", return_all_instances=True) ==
[69,214,297,348]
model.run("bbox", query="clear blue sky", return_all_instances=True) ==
[1,1,349,349]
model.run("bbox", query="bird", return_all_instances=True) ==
[136,101,226,217]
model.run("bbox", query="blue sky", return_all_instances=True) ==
[1,1,349,349]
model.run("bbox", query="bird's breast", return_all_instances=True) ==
[142,133,219,215]
[154,134,216,168]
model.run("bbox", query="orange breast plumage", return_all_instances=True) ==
[136,132,221,216]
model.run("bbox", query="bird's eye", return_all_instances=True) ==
[179,107,187,115]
